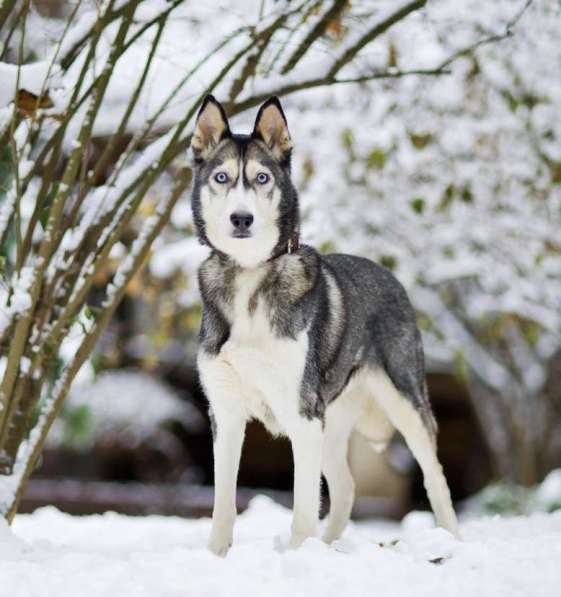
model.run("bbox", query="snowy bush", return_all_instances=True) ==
[49,369,203,449]
[464,469,561,516]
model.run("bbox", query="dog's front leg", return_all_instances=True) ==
[208,406,246,556]
[288,418,323,548]
[199,354,246,557]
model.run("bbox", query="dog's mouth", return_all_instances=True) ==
[231,230,252,239]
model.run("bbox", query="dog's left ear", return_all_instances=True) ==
[252,97,292,164]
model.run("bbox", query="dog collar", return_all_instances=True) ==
[269,230,300,261]
[287,232,299,254]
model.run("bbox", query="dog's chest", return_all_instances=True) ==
[227,268,271,341]
[219,268,308,431]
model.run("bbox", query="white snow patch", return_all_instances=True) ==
[0,266,35,336]
[0,516,26,559]
[0,498,559,596]
[535,470,561,509]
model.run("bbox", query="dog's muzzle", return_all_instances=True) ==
[230,212,253,238]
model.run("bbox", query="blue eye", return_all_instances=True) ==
[214,171,228,184]
[256,172,269,185]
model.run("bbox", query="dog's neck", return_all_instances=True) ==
[210,228,300,271]
[267,228,300,262]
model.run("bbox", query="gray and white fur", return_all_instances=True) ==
[190,95,459,556]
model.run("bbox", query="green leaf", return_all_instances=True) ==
[366,148,386,170]
[62,404,94,448]
[438,184,454,212]
[443,245,455,258]
[453,349,469,383]
[535,254,543,267]
[460,186,473,203]
[341,128,353,149]
[550,161,561,184]
[380,255,397,271]
[417,313,433,331]
[501,89,519,113]
[319,241,336,254]
[408,132,433,150]
[410,197,425,214]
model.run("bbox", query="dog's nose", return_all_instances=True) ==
[230,212,254,232]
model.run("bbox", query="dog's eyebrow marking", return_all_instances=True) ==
[211,157,239,185]
[245,158,272,181]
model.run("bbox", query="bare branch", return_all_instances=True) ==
[4,168,192,521]
[326,0,427,79]
[435,0,533,72]
[281,0,347,74]
[0,0,140,451]
[59,0,147,69]
[230,0,533,117]
[0,0,17,32]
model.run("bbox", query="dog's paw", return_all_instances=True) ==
[207,533,232,557]
[322,529,341,545]
[288,532,312,550]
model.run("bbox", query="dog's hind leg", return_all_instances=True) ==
[322,396,356,544]
[368,368,459,536]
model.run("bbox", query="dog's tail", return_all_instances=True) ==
[418,378,438,445]
[390,327,438,446]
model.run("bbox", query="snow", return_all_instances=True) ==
[0,474,18,519]
[0,266,35,337]
[0,496,560,597]
[0,516,25,559]
[535,470,561,510]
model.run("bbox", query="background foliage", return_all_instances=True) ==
[0,0,560,520]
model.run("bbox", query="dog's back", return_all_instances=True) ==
[320,252,437,437]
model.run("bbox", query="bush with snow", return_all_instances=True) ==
[464,469,561,516]
[48,369,203,449]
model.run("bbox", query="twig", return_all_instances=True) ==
[281,0,347,74]
[326,0,427,79]
[231,0,533,116]
[435,0,533,71]
[0,0,16,31]
[9,0,30,274]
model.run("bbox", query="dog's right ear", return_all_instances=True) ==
[191,95,230,161]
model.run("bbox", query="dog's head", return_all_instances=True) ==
[190,96,299,268]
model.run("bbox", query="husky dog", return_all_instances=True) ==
[190,95,459,556]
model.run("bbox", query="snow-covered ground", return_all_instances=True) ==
[1,496,560,597]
